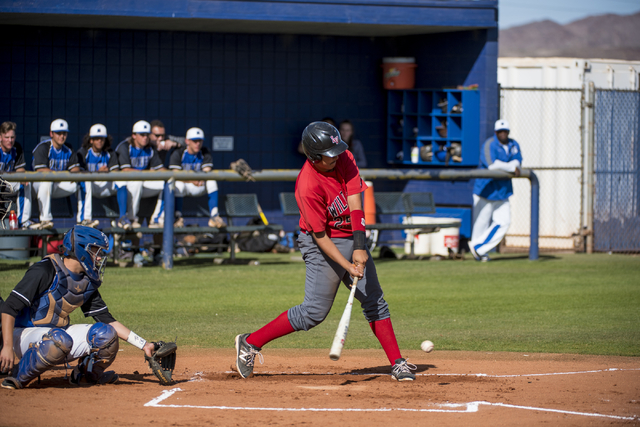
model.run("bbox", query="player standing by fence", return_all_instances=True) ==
[470,119,523,261]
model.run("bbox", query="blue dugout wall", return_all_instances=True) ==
[0,1,498,222]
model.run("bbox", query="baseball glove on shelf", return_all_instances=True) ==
[145,341,178,385]
[230,159,255,182]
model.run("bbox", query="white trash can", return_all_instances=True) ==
[403,216,460,256]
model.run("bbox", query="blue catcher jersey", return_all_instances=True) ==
[473,135,523,201]
[0,142,26,172]
[32,140,77,171]
[14,254,100,329]
[169,146,214,171]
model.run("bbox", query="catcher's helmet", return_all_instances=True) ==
[62,225,110,282]
[301,122,348,161]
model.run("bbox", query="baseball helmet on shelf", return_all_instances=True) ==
[301,122,348,162]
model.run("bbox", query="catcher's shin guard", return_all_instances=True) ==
[72,323,119,384]
[11,328,73,388]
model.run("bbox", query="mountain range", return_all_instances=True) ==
[499,11,640,60]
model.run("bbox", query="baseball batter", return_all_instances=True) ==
[0,225,157,389]
[234,122,416,381]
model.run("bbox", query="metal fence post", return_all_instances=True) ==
[585,82,596,253]
[162,178,175,270]
[529,171,539,261]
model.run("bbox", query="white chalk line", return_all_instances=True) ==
[145,388,638,420]
[216,367,640,378]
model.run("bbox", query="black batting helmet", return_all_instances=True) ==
[301,122,348,161]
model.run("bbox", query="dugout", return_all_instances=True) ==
[0,1,499,234]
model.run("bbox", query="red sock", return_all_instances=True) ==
[369,318,402,365]
[246,311,295,348]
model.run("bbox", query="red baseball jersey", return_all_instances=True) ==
[295,150,368,238]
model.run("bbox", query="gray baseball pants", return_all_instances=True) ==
[287,232,390,331]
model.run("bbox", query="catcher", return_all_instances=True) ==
[0,224,177,388]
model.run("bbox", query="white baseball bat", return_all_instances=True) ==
[329,277,359,361]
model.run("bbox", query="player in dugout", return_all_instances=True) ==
[74,123,131,229]
[0,121,32,228]
[233,122,417,382]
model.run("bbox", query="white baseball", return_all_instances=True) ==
[421,340,434,353]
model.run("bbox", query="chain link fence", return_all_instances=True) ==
[499,88,584,251]
[593,89,640,253]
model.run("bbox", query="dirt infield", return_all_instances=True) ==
[1,348,638,426]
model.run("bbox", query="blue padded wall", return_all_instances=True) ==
[0,26,496,212]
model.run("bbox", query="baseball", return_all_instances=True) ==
[421,340,434,353]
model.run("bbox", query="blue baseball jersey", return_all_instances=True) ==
[73,146,120,172]
[116,138,163,171]
[473,135,523,201]
[169,146,214,171]
[0,142,26,172]
[32,140,78,171]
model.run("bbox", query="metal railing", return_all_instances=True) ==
[4,168,539,267]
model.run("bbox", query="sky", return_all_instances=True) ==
[499,0,640,29]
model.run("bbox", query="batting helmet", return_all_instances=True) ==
[301,122,348,162]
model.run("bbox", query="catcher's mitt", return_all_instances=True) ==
[145,341,177,385]
[230,159,255,182]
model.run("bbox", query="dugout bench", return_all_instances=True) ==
[101,193,281,263]
[0,197,74,259]
[278,191,460,258]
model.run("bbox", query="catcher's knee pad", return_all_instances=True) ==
[76,323,119,382]
[14,328,73,387]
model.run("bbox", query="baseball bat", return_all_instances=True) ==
[329,277,359,361]
[257,202,269,225]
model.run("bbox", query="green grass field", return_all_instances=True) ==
[1,252,639,356]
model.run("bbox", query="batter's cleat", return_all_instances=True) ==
[234,333,263,378]
[391,358,417,381]
[1,377,23,390]
[468,245,481,261]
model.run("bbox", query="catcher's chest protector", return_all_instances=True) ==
[27,254,99,328]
